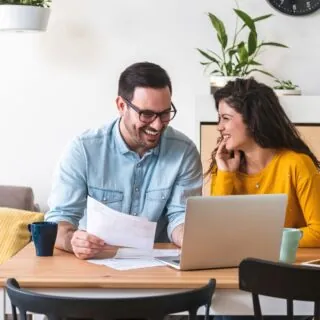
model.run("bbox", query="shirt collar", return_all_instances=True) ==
[113,118,130,155]
[113,118,160,157]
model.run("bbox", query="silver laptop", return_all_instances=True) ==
[157,194,287,270]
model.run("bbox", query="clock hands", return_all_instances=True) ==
[290,0,297,12]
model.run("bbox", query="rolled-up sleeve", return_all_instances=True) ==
[45,137,88,227]
[166,143,203,240]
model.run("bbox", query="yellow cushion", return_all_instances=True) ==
[0,208,44,264]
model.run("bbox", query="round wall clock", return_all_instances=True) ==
[266,0,320,16]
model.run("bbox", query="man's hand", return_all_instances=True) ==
[171,224,184,247]
[56,222,118,260]
[71,230,108,259]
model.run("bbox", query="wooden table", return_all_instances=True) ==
[0,244,319,319]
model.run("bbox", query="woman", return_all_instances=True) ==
[208,77,320,247]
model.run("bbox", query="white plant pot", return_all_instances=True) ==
[0,5,50,32]
[274,88,302,96]
[210,76,242,95]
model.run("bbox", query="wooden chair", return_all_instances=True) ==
[6,278,215,320]
[239,257,320,320]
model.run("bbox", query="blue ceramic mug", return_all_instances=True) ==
[28,222,58,256]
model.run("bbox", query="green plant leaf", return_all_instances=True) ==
[196,49,221,64]
[198,5,288,77]
[207,50,223,61]
[234,9,256,33]
[228,48,238,58]
[208,13,228,49]
[247,60,262,66]
[231,66,242,76]
[274,78,298,89]
[210,70,225,76]
[225,61,233,75]
[260,42,288,48]
[238,14,273,33]
[247,69,275,78]
[248,31,257,56]
[0,0,51,6]
[253,14,273,22]
[237,42,248,64]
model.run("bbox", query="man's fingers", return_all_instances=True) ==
[71,238,103,250]
[74,245,118,260]
[74,247,100,259]
[74,230,105,246]
[71,230,106,260]
[86,234,105,245]
[75,252,96,260]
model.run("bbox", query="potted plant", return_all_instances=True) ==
[0,0,51,32]
[273,79,301,96]
[197,4,288,94]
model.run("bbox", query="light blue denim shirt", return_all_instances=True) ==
[46,118,203,242]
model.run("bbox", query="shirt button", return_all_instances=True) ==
[135,187,139,192]
[137,163,141,167]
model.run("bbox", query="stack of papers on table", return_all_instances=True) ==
[88,248,181,270]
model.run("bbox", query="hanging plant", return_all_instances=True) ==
[0,0,51,31]
[0,0,51,7]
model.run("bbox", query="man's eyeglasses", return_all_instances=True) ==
[122,97,177,124]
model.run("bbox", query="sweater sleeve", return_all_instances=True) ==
[210,170,236,196]
[295,158,320,247]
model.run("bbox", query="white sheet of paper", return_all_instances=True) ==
[87,249,180,270]
[88,258,165,270]
[86,196,156,250]
[114,248,181,259]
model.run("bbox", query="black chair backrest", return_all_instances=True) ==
[6,278,215,320]
[239,257,320,320]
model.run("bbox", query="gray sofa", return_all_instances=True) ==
[0,185,38,211]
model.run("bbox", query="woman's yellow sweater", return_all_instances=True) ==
[210,150,320,247]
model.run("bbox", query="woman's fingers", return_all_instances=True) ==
[216,138,227,157]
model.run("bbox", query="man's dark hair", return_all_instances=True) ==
[118,62,172,101]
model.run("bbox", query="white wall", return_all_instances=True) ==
[0,0,319,209]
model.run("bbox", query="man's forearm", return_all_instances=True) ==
[171,223,184,247]
[55,221,76,253]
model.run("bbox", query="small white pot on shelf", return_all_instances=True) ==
[0,5,50,32]
[210,76,243,95]
[274,88,302,96]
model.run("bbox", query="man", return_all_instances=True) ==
[45,61,202,259]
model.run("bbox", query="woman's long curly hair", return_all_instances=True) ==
[205,77,320,177]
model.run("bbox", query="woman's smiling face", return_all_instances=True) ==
[217,99,254,151]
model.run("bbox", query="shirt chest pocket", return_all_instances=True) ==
[145,188,171,219]
[88,187,124,212]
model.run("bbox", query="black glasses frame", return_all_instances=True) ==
[122,97,177,124]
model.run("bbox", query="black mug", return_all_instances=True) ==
[28,222,58,256]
